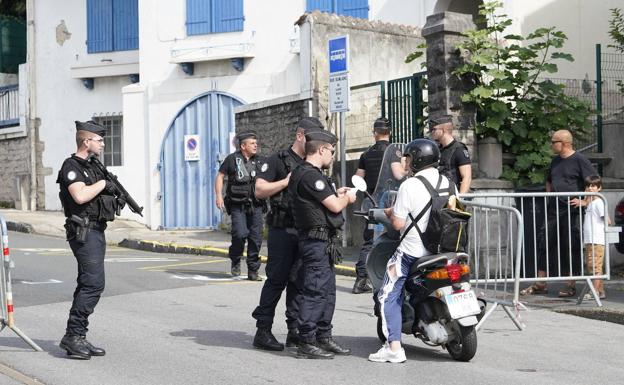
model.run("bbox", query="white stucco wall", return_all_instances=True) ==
[35,0,136,211]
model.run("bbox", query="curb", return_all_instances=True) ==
[555,307,624,325]
[119,239,357,277]
[5,221,34,234]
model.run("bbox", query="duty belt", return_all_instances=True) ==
[304,226,334,241]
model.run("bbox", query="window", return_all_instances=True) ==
[94,116,123,167]
[186,0,244,36]
[87,0,138,53]
[306,0,369,19]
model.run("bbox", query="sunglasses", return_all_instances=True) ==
[550,140,562,144]
[322,146,336,155]
[88,138,105,143]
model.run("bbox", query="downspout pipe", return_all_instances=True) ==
[26,0,37,211]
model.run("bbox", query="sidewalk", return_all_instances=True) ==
[0,208,360,277]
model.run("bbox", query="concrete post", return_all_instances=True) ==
[422,12,477,163]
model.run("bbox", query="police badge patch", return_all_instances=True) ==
[314,180,325,191]
[260,163,268,172]
[67,171,76,181]
[463,149,470,158]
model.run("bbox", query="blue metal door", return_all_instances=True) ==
[160,92,243,229]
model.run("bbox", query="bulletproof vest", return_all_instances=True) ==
[226,152,257,203]
[56,156,102,219]
[268,149,302,228]
[290,163,344,231]
[438,140,466,187]
[362,140,389,193]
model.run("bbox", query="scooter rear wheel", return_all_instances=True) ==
[445,325,477,362]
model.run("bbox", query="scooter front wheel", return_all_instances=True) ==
[445,325,477,362]
[376,316,387,343]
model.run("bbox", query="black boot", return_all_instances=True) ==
[352,276,372,294]
[81,336,106,356]
[231,261,241,277]
[59,334,91,360]
[285,329,299,348]
[296,342,334,359]
[247,270,263,281]
[316,337,351,355]
[253,328,284,351]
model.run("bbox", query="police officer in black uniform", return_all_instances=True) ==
[215,131,265,280]
[289,129,357,359]
[57,120,121,359]
[251,117,324,351]
[352,118,405,294]
[429,115,472,193]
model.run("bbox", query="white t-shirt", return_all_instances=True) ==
[393,167,451,257]
[583,198,605,245]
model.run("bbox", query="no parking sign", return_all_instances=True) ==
[184,135,200,161]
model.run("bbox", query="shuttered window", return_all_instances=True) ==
[87,0,138,53]
[306,0,369,19]
[186,0,244,36]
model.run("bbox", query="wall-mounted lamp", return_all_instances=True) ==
[82,78,94,90]
[129,74,140,83]
[231,57,244,72]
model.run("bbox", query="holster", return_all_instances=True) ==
[326,236,343,266]
[66,215,90,243]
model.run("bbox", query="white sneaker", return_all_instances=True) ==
[368,344,406,363]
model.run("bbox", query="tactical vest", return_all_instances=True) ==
[439,140,467,187]
[226,152,257,204]
[57,156,102,220]
[362,140,389,193]
[290,163,344,231]
[267,149,302,228]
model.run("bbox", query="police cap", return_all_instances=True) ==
[236,130,258,142]
[75,120,106,136]
[429,114,453,128]
[297,117,324,134]
[373,117,391,132]
[305,130,337,145]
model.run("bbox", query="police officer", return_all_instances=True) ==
[215,131,265,281]
[352,118,405,294]
[57,120,120,359]
[429,115,472,193]
[251,117,323,351]
[289,129,357,359]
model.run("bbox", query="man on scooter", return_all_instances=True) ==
[368,138,452,363]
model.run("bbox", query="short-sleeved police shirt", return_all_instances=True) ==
[257,148,304,183]
[298,166,335,204]
[58,156,95,189]
[547,152,595,193]
[218,151,262,178]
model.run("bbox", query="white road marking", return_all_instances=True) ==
[105,257,180,263]
[171,274,249,282]
[20,279,63,285]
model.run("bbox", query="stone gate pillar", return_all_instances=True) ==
[422,12,477,164]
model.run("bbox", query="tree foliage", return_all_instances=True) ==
[451,1,592,187]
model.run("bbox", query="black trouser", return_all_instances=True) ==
[66,229,106,336]
[540,198,583,277]
[297,238,336,344]
[252,226,301,330]
[355,225,374,278]
[229,203,263,272]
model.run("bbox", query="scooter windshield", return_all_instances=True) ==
[359,143,406,212]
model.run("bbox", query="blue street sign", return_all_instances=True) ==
[329,36,348,74]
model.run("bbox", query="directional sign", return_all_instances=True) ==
[184,135,200,161]
[328,35,350,113]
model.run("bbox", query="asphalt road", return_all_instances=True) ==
[0,232,623,385]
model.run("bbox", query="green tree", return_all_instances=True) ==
[608,8,624,95]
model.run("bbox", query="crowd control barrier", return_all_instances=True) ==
[0,214,42,351]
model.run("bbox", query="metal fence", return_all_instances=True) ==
[0,215,42,351]
[387,72,426,143]
[0,84,19,128]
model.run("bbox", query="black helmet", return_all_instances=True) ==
[404,138,440,173]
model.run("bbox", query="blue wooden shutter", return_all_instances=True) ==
[112,0,138,50]
[186,0,211,35]
[337,0,369,19]
[87,0,113,53]
[306,0,333,13]
[214,0,244,33]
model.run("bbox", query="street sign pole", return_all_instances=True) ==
[328,35,350,248]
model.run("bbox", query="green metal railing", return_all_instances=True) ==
[387,72,426,143]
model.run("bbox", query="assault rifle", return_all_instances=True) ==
[90,155,144,217]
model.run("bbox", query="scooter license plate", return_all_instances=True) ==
[445,290,481,319]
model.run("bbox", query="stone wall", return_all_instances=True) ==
[0,136,29,207]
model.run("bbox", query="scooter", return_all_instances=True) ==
[351,147,482,362]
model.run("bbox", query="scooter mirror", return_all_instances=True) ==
[351,175,367,192]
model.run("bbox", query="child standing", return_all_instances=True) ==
[583,175,610,300]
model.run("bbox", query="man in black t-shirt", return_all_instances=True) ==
[430,115,471,193]
[521,129,596,297]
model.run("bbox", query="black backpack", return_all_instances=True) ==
[400,175,471,254]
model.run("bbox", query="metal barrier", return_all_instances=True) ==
[461,192,621,309]
[459,198,525,331]
[0,215,42,351]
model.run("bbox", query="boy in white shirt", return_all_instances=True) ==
[583,175,610,300]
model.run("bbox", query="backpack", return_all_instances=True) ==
[400,174,471,254]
